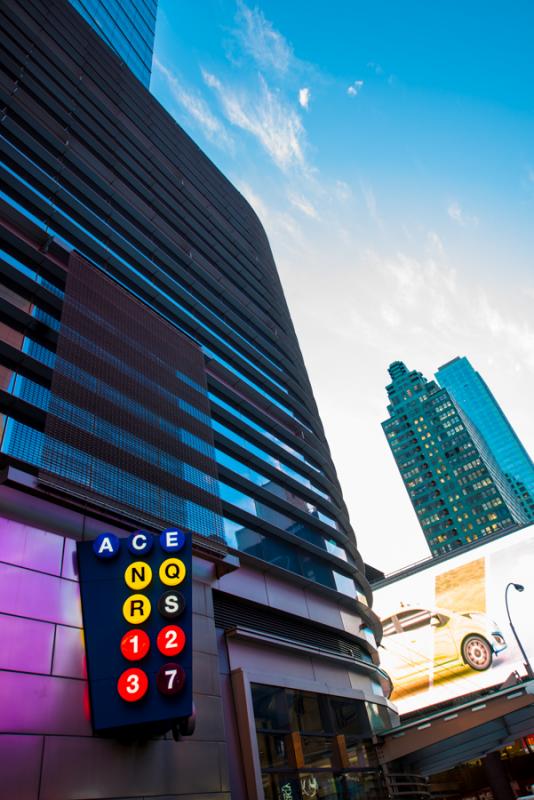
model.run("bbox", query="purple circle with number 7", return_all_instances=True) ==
[156,662,186,695]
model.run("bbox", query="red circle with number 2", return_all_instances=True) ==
[120,629,151,661]
[117,667,149,702]
[157,625,186,657]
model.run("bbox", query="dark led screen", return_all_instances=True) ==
[39,252,223,539]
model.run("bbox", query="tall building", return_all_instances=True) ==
[0,2,398,798]
[382,361,528,556]
[436,356,534,521]
[69,0,157,85]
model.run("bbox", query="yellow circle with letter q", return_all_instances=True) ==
[159,557,186,586]
[123,593,151,624]
[124,561,152,591]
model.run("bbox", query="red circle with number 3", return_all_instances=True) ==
[156,625,186,657]
[120,629,150,661]
[117,667,149,702]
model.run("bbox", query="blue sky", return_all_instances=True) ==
[151,1,534,572]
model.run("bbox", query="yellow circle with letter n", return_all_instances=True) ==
[123,593,151,624]
[159,558,186,586]
[124,561,153,591]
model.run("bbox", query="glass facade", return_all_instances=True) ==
[69,0,157,86]
[382,362,528,556]
[251,683,388,800]
[436,357,534,521]
[0,0,371,613]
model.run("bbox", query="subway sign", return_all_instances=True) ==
[77,528,192,735]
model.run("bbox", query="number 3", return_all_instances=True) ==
[126,673,140,693]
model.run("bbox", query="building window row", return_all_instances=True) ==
[208,390,322,474]
[1,161,295,400]
[221,518,362,600]
[212,418,331,502]
[215,448,340,532]
[218,481,350,562]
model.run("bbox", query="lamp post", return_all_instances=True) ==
[504,582,534,679]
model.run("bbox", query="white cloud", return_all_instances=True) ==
[367,61,384,76]
[236,181,269,222]
[427,230,444,255]
[299,87,311,109]
[361,182,381,224]
[347,80,364,96]
[287,191,319,219]
[477,295,534,369]
[382,249,457,318]
[335,180,352,201]
[234,1,293,75]
[447,200,479,227]
[202,69,307,171]
[153,58,233,150]
[381,303,401,327]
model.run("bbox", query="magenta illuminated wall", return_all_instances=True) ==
[0,516,88,797]
[0,509,230,800]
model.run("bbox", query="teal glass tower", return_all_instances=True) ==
[382,362,528,556]
[69,0,157,86]
[436,357,534,521]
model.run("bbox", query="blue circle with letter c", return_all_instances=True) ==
[127,530,154,555]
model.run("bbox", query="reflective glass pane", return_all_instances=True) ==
[329,699,369,738]
[287,691,324,733]
[366,702,391,734]
[257,733,290,769]
[252,684,290,731]
[299,773,338,800]
[301,736,334,769]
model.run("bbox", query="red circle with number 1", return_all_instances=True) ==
[117,668,149,702]
[157,625,186,657]
[120,629,150,661]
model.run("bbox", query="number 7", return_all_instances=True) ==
[165,668,177,689]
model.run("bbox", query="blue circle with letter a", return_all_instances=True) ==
[93,533,120,559]
[127,530,154,555]
[160,528,186,553]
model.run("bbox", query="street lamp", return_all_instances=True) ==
[504,582,534,679]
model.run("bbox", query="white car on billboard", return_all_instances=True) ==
[379,606,507,691]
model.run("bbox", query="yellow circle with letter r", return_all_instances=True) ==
[123,593,151,624]
[124,561,152,591]
[159,558,186,586]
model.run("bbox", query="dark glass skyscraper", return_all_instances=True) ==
[69,0,157,86]
[436,356,534,522]
[0,2,396,797]
[382,362,528,556]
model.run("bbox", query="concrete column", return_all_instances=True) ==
[483,750,515,800]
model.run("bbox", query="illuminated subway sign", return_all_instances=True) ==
[77,528,192,735]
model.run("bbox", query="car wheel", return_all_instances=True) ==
[462,635,493,671]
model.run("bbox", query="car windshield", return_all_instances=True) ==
[396,609,432,632]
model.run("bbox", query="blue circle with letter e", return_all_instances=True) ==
[93,533,120,559]
[127,530,154,555]
[160,528,186,553]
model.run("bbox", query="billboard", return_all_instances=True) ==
[372,526,534,714]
